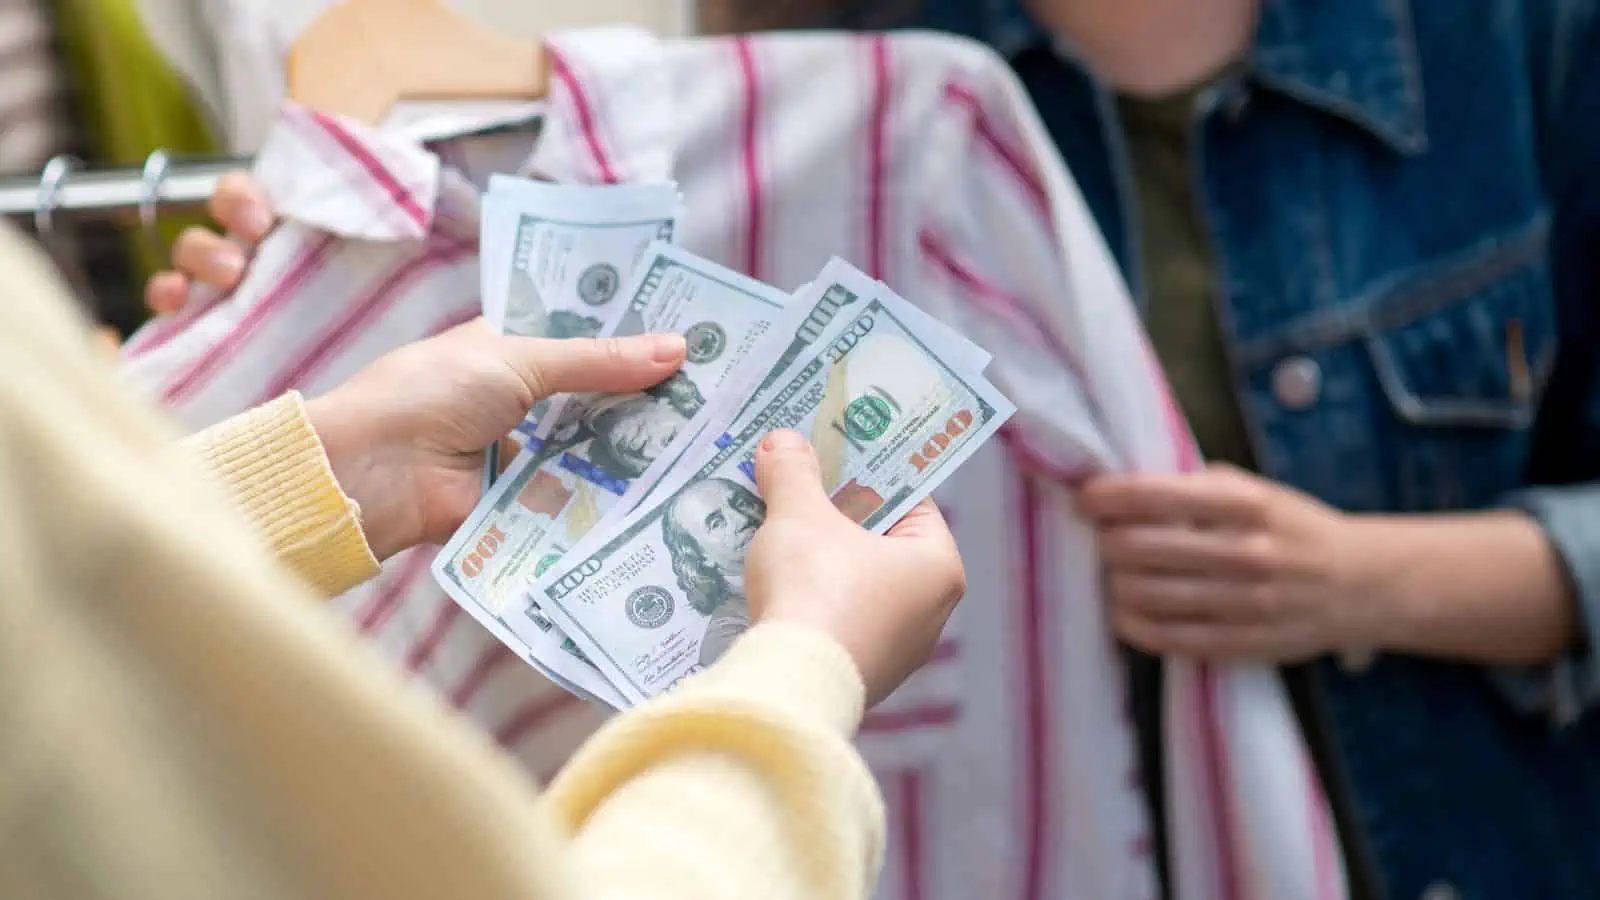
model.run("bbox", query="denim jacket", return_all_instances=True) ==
[902,1,1600,897]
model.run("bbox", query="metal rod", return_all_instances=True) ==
[0,157,247,219]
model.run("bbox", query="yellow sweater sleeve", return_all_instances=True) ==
[0,218,886,900]
[181,393,379,597]
[548,623,883,900]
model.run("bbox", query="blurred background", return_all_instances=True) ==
[10,0,927,348]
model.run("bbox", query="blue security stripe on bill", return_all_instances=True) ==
[558,452,630,497]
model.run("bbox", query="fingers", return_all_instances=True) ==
[884,499,960,559]
[1098,524,1278,578]
[171,226,247,289]
[147,226,247,315]
[144,270,191,316]
[879,499,966,606]
[508,333,686,399]
[884,497,951,539]
[1077,469,1269,527]
[752,430,833,515]
[208,171,275,241]
[1109,572,1271,622]
[145,172,272,316]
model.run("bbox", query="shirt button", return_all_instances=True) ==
[1271,356,1322,410]
[1421,881,1461,900]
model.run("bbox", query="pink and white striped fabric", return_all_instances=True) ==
[119,28,1346,900]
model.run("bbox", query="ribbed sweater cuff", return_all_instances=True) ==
[183,392,380,597]
[685,623,866,736]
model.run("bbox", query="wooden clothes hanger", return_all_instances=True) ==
[288,0,548,126]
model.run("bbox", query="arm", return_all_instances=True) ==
[1472,0,1600,720]
[1296,1,1600,708]
[1277,1,1600,714]
[1084,6,1600,721]
[1346,511,1577,669]
[1082,469,1585,714]
[0,221,948,898]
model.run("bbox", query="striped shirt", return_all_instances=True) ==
[121,28,1344,900]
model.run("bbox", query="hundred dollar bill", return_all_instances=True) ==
[482,175,681,337]
[608,261,996,521]
[479,177,683,447]
[535,284,1016,705]
[434,244,793,700]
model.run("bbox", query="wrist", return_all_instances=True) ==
[183,393,380,594]
[304,389,417,559]
[1336,511,1575,664]
[1334,514,1423,656]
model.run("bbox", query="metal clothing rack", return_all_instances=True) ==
[0,152,247,242]
[1,113,541,240]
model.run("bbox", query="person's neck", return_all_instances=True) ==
[1024,0,1259,96]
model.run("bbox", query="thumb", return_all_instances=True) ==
[753,430,834,516]
[508,333,686,399]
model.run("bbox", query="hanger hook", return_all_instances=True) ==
[139,149,172,256]
[34,155,79,241]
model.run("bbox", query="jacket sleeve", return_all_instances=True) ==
[1492,0,1600,723]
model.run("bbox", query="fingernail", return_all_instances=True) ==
[242,205,275,239]
[212,249,245,280]
[761,429,805,453]
[649,333,686,363]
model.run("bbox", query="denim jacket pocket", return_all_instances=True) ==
[1362,220,1557,431]
[1357,218,1556,510]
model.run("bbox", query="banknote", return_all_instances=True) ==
[435,242,793,629]
[481,175,681,337]
[605,261,995,520]
[478,177,683,449]
[535,278,1016,705]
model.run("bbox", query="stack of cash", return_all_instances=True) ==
[434,176,1015,709]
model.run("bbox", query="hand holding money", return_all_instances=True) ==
[435,175,1013,710]
[744,430,965,705]
[304,321,687,559]
[526,260,1012,705]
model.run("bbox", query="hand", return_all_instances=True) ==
[743,430,967,705]
[1077,463,1386,663]
[145,171,273,315]
[305,321,687,560]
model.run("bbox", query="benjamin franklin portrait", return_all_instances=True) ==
[660,476,767,666]
[545,309,604,340]
[542,371,706,481]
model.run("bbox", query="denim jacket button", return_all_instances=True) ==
[1421,881,1461,900]
[1271,356,1322,410]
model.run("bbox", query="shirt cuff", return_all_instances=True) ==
[182,392,381,597]
[677,623,867,737]
[1491,484,1600,725]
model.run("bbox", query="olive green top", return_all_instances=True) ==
[1118,88,1256,468]
[1115,84,1373,900]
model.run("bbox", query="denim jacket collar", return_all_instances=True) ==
[979,0,1429,155]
